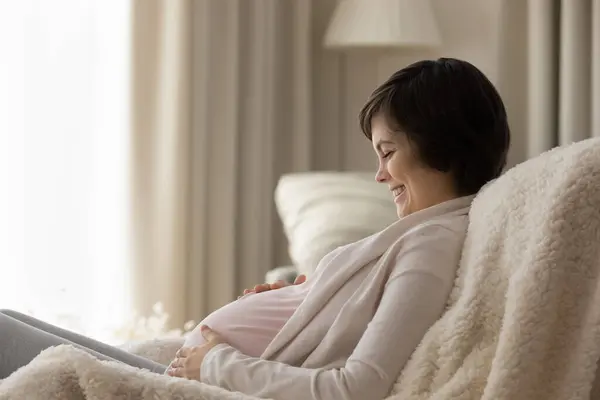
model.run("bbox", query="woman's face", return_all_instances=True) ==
[371,114,458,218]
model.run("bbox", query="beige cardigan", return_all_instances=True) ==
[201,195,474,400]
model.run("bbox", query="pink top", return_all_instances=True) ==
[183,282,310,357]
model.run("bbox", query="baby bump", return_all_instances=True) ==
[182,290,300,358]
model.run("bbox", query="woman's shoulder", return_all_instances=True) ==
[403,211,469,242]
[388,214,469,281]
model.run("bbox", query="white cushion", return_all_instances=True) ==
[275,172,398,277]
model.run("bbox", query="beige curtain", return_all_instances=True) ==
[129,0,192,328]
[526,0,600,158]
[129,0,314,328]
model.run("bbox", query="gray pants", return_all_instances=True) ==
[0,309,167,379]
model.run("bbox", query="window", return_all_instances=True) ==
[0,0,132,343]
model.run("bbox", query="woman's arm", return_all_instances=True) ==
[201,226,461,400]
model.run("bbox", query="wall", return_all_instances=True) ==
[311,0,527,173]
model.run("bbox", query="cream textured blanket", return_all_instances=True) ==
[390,137,600,399]
[1,138,600,400]
[0,344,259,400]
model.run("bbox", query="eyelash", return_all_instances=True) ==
[382,151,393,159]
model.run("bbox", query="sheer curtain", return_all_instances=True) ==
[130,0,316,329]
[129,0,193,332]
[2,0,322,340]
[0,0,133,343]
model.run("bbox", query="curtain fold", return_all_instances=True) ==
[129,0,313,328]
[527,0,559,157]
[593,0,600,136]
[187,0,314,321]
[129,0,192,327]
[527,0,599,158]
[558,0,592,144]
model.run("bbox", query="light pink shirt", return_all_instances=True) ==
[183,282,309,357]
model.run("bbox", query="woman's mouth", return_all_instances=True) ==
[392,185,406,203]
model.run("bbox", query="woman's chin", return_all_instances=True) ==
[396,204,408,218]
[394,191,410,218]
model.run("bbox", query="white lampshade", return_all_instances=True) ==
[323,0,441,49]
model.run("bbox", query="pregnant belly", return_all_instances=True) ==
[183,286,304,358]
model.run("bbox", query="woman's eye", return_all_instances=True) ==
[382,151,393,159]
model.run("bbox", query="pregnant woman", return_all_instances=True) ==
[0,58,510,400]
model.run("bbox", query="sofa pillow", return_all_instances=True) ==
[275,172,398,277]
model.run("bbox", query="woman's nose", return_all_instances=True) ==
[375,167,389,183]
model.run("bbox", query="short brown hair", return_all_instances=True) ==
[359,58,510,195]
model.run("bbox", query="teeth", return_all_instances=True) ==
[393,185,405,197]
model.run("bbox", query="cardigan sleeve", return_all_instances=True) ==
[201,225,462,400]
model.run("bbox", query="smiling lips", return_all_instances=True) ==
[391,185,406,203]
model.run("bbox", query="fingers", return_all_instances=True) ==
[239,284,265,298]
[176,347,190,358]
[241,278,300,298]
[294,274,307,285]
[254,283,271,293]
[167,367,184,377]
[269,280,287,290]
[170,358,183,368]
[200,325,222,343]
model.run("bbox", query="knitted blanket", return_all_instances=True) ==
[1,138,600,399]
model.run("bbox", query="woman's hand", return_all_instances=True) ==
[240,274,306,298]
[167,326,225,381]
